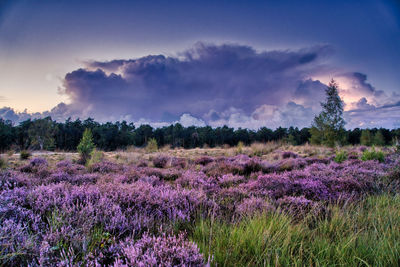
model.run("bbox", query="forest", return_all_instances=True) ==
[0,117,399,152]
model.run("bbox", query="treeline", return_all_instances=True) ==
[0,117,399,152]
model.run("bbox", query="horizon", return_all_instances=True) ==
[1,0,400,129]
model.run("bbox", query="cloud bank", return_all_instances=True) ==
[1,42,399,129]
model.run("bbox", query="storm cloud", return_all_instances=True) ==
[55,42,333,127]
[2,43,400,129]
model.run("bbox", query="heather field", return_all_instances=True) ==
[1,144,400,266]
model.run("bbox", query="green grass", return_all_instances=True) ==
[361,148,385,163]
[334,150,348,163]
[191,194,400,266]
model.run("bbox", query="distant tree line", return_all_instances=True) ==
[0,117,399,152]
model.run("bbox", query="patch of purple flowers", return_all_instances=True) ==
[0,151,398,265]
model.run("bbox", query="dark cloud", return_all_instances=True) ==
[57,42,332,125]
[1,42,399,129]
[353,97,376,111]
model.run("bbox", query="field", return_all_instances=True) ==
[1,143,400,266]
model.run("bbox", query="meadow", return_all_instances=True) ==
[1,143,399,266]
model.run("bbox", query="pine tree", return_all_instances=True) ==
[77,128,95,164]
[310,79,346,147]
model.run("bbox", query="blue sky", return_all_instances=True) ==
[1,0,399,128]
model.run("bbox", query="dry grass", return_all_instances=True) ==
[1,143,394,169]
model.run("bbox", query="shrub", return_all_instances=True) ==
[171,157,187,169]
[146,138,158,153]
[86,149,104,168]
[236,197,273,217]
[77,129,95,164]
[334,150,348,163]
[0,156,6,169]
[361,148,385,163]
[115,232,204,266]
[20,150,31,160]
[194,156,214,165]
[29,157,48,167]
[236,141,244,154]
[282,151,298,159]
[153,155,170,168]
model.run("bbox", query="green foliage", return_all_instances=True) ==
[20,150,31,160]
[0,156,6,169]
[77,129,95,163]
[191,194,400,266]
[146,138,158,152]
[373,130,385,146]
[27,117,57,151]
[310,79,346,147]
[361,147,385,163]
[0,119,14,151]
[236,141,244,154]
[86,149,104,168]
[1,116,399,152]
[334,150,348,163]
[360,129,373,146]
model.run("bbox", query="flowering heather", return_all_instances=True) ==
[89,160,123,173]
[236,197,274,217]
[56,160,85,174]
[114,232,204,266]
[171,157,187,169]
[194,156,214,165]
[277,195,320,217]
[218,173,245,187]
[282,151,298,159]
[20,157,49,175]
[153,155,170,168]
[0,150,398,265]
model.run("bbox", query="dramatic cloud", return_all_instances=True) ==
[336,72,389,110]
[1,42,399,129]
[55,42,333,128]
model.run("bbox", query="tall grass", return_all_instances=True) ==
[191,194,400,266]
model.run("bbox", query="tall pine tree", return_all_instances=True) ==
[310,79,346,147]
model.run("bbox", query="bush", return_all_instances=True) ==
[153,155,170,168]
[0,156,6,169]
[20,150,31,160]
[115,232,204,266]
[146,138,158,153]
[77,129,95,164]
[334,150,348,163]
[86,149,104,168]
[282,151,298,159]
[236,141,244,154]
[361,148,385,163]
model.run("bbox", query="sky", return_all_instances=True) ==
[0,0,400,129]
